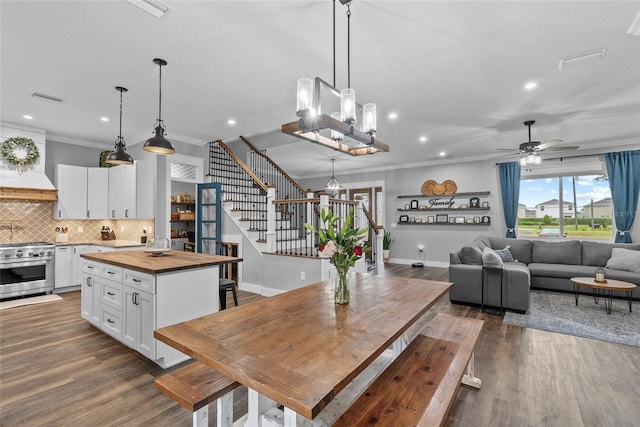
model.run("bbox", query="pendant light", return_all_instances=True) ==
[340,2,356,125]
[325,158,341,197]
[143,58,175,154]
[106,86,134,165]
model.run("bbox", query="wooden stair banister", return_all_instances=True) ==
[239,135,305,196]
[214,140,268,194]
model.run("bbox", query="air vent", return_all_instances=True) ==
[558,48,607,71]
[32,92,63,103]
[126,0,171,18]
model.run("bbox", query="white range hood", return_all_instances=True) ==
[1,122,57,200]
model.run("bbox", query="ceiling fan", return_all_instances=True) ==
[496,120,579,164]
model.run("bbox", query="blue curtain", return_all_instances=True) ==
[605,150,640,243]
[498,162,521,238]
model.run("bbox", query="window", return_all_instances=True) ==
[518,175,612,239]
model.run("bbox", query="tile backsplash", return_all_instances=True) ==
[0,200,154,244]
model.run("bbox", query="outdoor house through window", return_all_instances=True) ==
[518,175,613,240]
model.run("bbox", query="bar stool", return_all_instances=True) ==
[219,278,238,310]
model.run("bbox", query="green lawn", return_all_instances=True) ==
[517,224,613,239]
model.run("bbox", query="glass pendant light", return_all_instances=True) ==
[296,78,314,117]
[330,112,344,141]
[363,103,377,134]
[106,86,134,165]
[325,158,340,197]
[144,58,175,154]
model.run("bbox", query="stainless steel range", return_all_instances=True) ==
[0,242,55,300]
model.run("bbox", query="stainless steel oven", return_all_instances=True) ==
[0,242,55,300]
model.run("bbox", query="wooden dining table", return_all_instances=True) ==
[154,273,452,426]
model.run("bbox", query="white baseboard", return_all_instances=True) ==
[239,282,284,297]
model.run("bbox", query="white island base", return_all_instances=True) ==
[80,250,239,368]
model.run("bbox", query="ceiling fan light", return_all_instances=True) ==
[535,153,542,164]
[363,103,376,135]
[340,88,356,124]
[520,156,527,166]
[296,78,314,117]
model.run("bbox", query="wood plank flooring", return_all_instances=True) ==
[1,266,639,426]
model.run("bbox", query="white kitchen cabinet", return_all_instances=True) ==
[108,164,136,219]
[80,261,101,326]
[171,238,188,251]
[55,165,88,219]
[54,246,73,289]
[123,283,156,360]
[87,167,109,219]
[72,245,91,287]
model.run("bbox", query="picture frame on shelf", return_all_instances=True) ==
[459,204,468,209]
[466,218,474,224]
[399,215,409,223]
[409,217,416,223]
[455,217,465,224]
[436,214,448,223]
[470,197,480,208]
[448,217,456,224]
[473,216,481,223]
[419,205,427,210]
[482,216,491,223]
[427,216,435,223]
[410,199,419,210]
[416,218,423,223]
[482,201,489,208]
[404,204,410,210]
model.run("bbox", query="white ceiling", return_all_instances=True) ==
[2,1,639,179]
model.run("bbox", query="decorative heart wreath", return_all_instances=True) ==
[1,137,40,175]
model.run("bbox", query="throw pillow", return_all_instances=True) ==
[606,248,640,274]
[482,247,504,269]
[460,246,483,265]
[494,246,515,262]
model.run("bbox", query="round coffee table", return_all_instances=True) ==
[570,277,637,314]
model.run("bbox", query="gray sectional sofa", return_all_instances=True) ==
[449,236,640,313]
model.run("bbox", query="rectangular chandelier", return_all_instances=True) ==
[281,77,389,156]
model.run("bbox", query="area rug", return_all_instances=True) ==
[503,290,640,347]
[0,294,62,310]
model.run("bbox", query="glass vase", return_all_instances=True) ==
[334,270,350,304]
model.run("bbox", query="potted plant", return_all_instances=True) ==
[383,231,394,262]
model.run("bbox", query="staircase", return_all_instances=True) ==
[207,138,384,272]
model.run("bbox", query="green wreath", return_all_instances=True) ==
[1,137,40,174]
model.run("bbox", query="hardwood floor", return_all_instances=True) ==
[1,266,638,426]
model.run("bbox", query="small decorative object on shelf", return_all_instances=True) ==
[595,267,607,283]
[482,201,490,208]
[304,207,369,305]
[482,216,491,224]
[399,215,409,223]
[1,137,40,175]
[436,214,448,223]
[410,199,419,210]
[470,197,480,208]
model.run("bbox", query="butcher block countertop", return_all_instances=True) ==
[80,250,242,275]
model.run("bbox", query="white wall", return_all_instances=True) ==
[299,159,507,266]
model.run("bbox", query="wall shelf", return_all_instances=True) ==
[397,191,490,199]
[397,207,490,212]
[397,222,490,226]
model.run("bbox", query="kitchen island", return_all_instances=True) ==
[80,250,242,368]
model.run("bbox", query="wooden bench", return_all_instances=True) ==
[333,313,484,426]
[154,361,241,427]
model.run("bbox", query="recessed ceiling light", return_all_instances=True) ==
[227,119,236,126]
[388,112,398,120]
[439,151,446,157]
[524,82,537,90]
[100,117,110,122]
[419,136,428,143]
[23,115,33,120]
